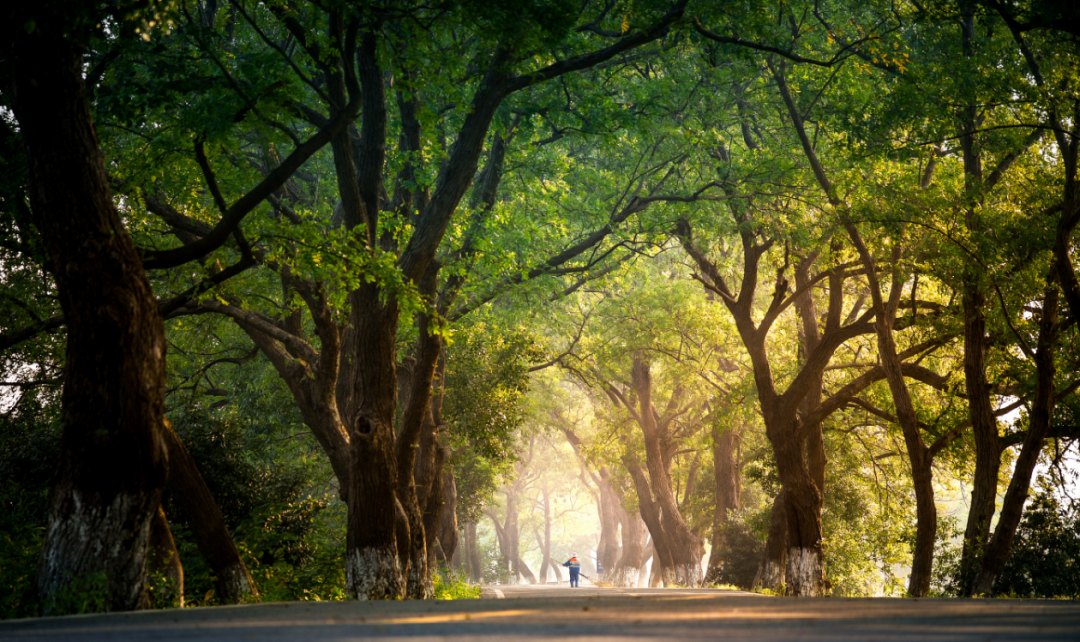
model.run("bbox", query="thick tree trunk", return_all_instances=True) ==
[705,426,741,583]
[958,284,1001,593]
[907,451,937,596]
[464,521,483,583]
[144,507,183,608]
[596,482,621,577]
[767,421,824,597]
[624,457,676,580]
[611,510,648,586]
[13,33,169,614]
[753,491,788,592]
[344,283,405,599]
[420,445,447,578]
[161,420,256,602]
[398,281,443,599]
[434,467,459,566]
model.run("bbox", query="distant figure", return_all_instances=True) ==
[562,553,581,587]
[596,558,604,576]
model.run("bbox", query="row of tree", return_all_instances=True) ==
[2,0,1079,611]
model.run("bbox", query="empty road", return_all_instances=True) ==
[1,584,1077,641]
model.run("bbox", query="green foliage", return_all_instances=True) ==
[445,321,542,522]
[992,489,1080,599]
[930,516,965,597]
[709,509,768,589]
[931,487,1080,599]
[0,394,59,619]
[143,563,183,610]
[40,572,108,616]
[4,0,1080,611]
[166,409,346,604]
[432,567,482,600]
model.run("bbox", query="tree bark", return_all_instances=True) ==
[144,507,183,609]
[596,480,622,578]
[434,467,459,566]
[972,280,1059,594]
[842,227,936,597]
[12,31,169,614]
[611,509,648,586]
[623,358,706,585]
[464,521,483,583]
[705,426,741,583]
[161,420,257,602]
[753,491,788,593]
[955,0,1004,595]
[345,286,405,599]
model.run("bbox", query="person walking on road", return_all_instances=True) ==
[562,553,581,587]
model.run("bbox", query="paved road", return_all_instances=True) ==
[2,584,1078,641]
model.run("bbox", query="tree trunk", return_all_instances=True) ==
[505,490,524,583]
[705,426,741,583]
[516,556,538,584]
[955,1,1004,596]
[344,287,405,599]
[161,420,257,602]
[625,358,706,585]
[144,507,183,609]
[487,510,512,581]
[596,482,621,578]
[13,33,169,614]
[464,521,483,583]
[611,509,648,586]
[420,444,447,577]
[972,280,1059,594]
[753,491,788,593]
[624,456,677,582]
[843,227,936,597]
[777,438,825,595]
[539,486,554,583]
[435,467,459,566]
[958,282,1001,593]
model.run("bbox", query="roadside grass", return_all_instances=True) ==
[433,569,482,600]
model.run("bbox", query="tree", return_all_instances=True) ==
[4,2,172,612]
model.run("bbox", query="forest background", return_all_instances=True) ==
[2,0,1080,617]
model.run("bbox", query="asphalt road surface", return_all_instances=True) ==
[2,584,1078,641]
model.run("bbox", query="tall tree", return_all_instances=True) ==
[4,3,172,611]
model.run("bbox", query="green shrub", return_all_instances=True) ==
[994,490,1080,598]
[433,568,481,600]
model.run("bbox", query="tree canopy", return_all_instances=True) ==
[2,0,1080,614]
